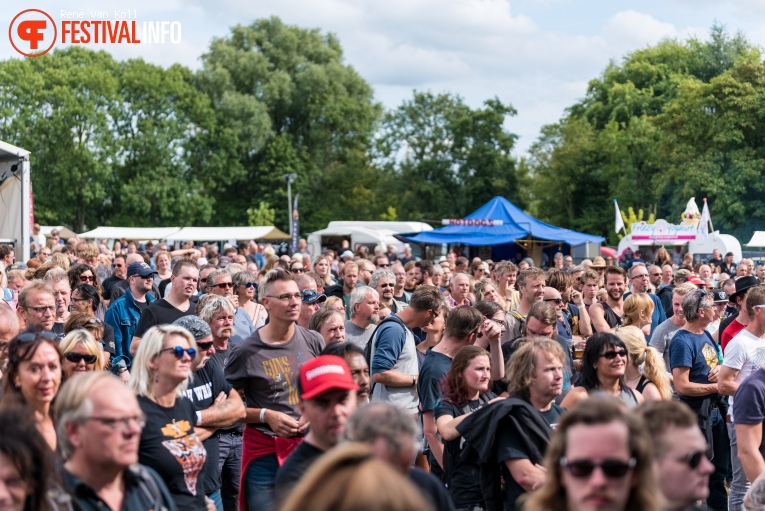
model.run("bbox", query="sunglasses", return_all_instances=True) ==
[291,268,305,274]
[159,346,197,359]
[64,352,98,364]
[244,282,257,288]
[378,264,390,268]
[17,331,58,342]
[560,457,636,478]
[196,341,214,351]
[599,349,628,360]
[676,448,713,469]
[212,282,234,289]
[79,275,95,282]
[378,283,394,288]
[544,298,563,305]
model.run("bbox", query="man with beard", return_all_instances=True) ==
[757,263,765,285]
[106,261,157,363]
[590,265,628,332]
[101,254,126,305]
[547,269,592,338]
[325,261,359,319]
[416,260,437,287]
[175,314,246,511]
[404,261,421,293]
[371,269,407,314]
[504,268,546,341]
[131,259,198,355]
[201,297,244,511]
[274,355,358,502]
[357,259,376,286]
[649,283,696,371]
[345,286,380,350]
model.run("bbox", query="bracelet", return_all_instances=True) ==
[260,408,267,423]
[195,411,202,426]
[412,375,416,386]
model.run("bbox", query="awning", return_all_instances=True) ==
[403,196,604,246]
[166,226,290,241]
[746,231,765,248]
[40,226,78,239]
[78,227,180,240]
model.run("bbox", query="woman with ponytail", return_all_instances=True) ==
[615,325,672,401]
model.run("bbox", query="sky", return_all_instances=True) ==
[2,0,763,156]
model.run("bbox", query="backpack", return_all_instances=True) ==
[363,314,412,395]
[441,394,491,488]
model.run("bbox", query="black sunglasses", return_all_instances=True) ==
[677,448,713,468]
[544,298,563,305]
[65,352,98,364]
[244,282,257,288]
[196,341,214,351]
[159,346,197,359]
[560,457,636,478]
[599,349,627,360]
[290,268,305,274]
[17,331,58,342]
[212,282,234,289]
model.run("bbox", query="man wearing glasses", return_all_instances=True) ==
[718,286,765,510]
[207,268,239,308]
[624,263,667,342]
[16,281,57,332]
[101,254,127,305]
[669,288,728,511]
[370,269,406,314]
[224,269,324,511]
[636,400,715,511]
[57,372,178,511]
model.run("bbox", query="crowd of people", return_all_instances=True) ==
[3,233,765,511]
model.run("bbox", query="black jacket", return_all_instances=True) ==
[656,285,675,318]
[324,280,345,300]
[457,397,553,511]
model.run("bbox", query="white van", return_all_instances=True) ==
[307,221,433,257]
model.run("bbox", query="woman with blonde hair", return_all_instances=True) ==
[312,255,336,286]
[623,292,654,337]
[281,443,431,511]
[129,325,207,510]
[154,250,172,281]
[474,278,501,304]
[615,325,672,401]
[59,329,105,377]
[50,252,71,271]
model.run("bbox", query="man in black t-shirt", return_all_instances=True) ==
[175,315,245,510]
[274,355,358,503]
[131,259,198,356]
[102,254,126,304]
[496,339,567,511]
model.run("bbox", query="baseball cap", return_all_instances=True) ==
[711,289,729,303]
[217,256,232,268]
[299,355,358,400]
[301,289,327,304]
[127,262,157,278]
[340,250,354,260]
[687,275,705,287]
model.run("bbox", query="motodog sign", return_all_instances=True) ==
[9,9,57,57]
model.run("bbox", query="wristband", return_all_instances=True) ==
[260,408,267,423]
[195,411,202,426]
[412,375,416,386]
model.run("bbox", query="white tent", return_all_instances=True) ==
[746,232,765,248]
[0,141,31,262]
[78,227,180,240]
[40,225,77,239]
[166,226,290,241]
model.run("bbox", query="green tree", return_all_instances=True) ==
[376,91,524,221]
[247,201,276,226]
[196,17,382,232]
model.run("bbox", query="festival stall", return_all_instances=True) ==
[401,197,604,264]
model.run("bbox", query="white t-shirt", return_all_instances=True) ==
[722,328,765,421]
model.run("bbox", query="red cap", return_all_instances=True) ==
[299,355,358,400]
[687,275,705,286]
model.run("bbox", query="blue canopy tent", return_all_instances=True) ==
[402,197,604,263]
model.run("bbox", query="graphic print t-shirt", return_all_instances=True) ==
[137,395,207,511]
[224,325,325,436]
[669,329,719,412]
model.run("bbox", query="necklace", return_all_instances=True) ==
[147,391,177,427]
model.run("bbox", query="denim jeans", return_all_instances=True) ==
[218,432,242,511]
[707,408,730,511]
[244,453,278,511]
[207,490,223,511]
[728,422,749,511]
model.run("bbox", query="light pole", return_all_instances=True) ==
[284,173,297,239]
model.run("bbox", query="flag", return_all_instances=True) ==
[614,199,626,234]
[699,198,712,238]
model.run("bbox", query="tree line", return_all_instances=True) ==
[0,19,760,244]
